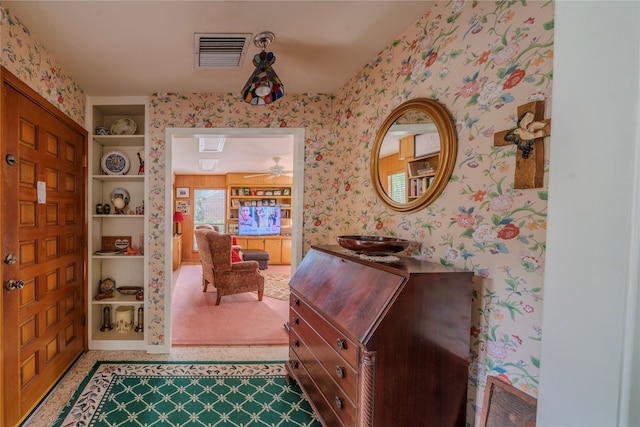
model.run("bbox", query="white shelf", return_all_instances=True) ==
[91,330,144,341]
[91,294,143,305]
[92,254,144,259]
[92,175,144,182]
[92,135,145,146]
[87,96,149,351]
[92,214,144,219]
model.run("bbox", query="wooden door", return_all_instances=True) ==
[1,69,87,426]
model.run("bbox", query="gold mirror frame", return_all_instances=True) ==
[370,98,457,213]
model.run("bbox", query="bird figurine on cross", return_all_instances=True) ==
[494,100,551,189]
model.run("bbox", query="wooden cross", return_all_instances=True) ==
[494,101,551,189]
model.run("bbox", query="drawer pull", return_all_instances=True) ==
[335,396,344,409]
[289,360,299,369]
[292,339,299,347]
[335,366,344,378]
[293,317,299,325]
[294,298,300,306]
[336,338,346,350]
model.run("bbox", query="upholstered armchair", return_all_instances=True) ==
[194,229,264,305]
[195,224,219,232]
[195,224,242,253]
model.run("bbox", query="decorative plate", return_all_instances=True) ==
[110,118,137,135]
[99,277,116,293]
[110,187,130,207]
[116,286,143,295]
[101,151,130,175]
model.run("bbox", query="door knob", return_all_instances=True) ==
[5,279,24,291]
[5,154,17,165]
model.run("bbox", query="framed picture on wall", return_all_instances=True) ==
[176,187,189,198]
[480,376,537,427]
[176,200,190,215]
[414,133,440,158]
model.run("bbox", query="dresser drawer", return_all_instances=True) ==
[290,310,358,399]
[290,293,359,368]
[290,328,357,427]
[288,350,349,427]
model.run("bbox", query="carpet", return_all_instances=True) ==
[53,361,320,427]
[176,264,291,301]
[262,273,291,301]
[172,266,290,346]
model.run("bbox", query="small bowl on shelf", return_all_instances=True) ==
[336,235,409,255]
[116,286,144,295]
[95,126,110,135]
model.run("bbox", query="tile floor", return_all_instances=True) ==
[23,345,289,426]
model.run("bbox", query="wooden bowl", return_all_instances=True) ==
[336,235,409,254]
[116,286,143,295]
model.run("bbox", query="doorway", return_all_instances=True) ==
[165,127,304,346]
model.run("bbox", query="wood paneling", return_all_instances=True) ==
[377,153,408,193]
[174,175,226,262]
[174,174,293,263]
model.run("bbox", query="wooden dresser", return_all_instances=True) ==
[286,245,473,427]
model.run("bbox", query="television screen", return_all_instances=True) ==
[237,205,282,236]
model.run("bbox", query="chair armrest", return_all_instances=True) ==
[230,261,259,272]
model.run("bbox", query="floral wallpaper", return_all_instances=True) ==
[0,5,85,125]
[325,2,554,424]
[2,1,554,425]
[146,93,333,347]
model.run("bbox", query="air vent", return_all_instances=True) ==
[195,33,251,68]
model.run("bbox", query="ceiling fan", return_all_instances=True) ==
[244,157,292,179]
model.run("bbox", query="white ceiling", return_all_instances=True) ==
[3,0,430,174]
[172,133,294,175]
[4,1,429,96]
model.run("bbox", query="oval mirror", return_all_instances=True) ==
[370,98,457,213]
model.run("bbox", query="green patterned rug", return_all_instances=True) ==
[53,361,320,426]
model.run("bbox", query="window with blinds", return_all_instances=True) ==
[389,172,407,204]
[193,189,226,250]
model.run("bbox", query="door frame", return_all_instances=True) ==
[163,127,304,348]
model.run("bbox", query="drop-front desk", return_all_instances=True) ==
[286,245,473,426]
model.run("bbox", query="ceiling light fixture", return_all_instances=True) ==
[241,31,284,105]
[198,137,225,153]
[198,158,219,171]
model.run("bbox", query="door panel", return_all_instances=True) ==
[1,70,87,426]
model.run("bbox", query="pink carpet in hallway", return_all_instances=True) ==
[171,265,290,346]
